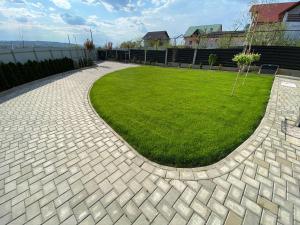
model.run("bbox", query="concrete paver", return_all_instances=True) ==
[0,62,300,224]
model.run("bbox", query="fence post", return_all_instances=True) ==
[105,50,108,60]
[129,49,131,61]
[116,50,118,61]
[75,48,80,61]
[144,50,147,64]
[165,49,168,65]
[33,48,39,62]
[69,48,73,60]
[192,48,197,65]
[10,49,17,64]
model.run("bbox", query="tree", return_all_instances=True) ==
[120,40,142,49]
[84,39,95,52]
[242,53,260,85]
[231,52,261,95]
[208,54,217,70]
[230,0,278,96]
[84,39,95,60]
[217,34,232,49]
[104,42,113,50]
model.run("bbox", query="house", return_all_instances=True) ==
[184,24,222,47]
[184,24,245,49]
[250,1,300,40]
[142,31,170,49]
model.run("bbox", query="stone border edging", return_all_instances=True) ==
[86,64,279,181]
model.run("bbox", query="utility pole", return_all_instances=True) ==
[90,29,93,42]
[73,35,78,46]
[67,34,71,46]
[19,27,25,48]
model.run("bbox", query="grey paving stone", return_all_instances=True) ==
[174,198,193,220]
[257,196,279,214]
[157,200,176,221]
[106,201,123,223]
[187,213,205,225]
[149,188,164,206]
[132,214,150,225]
[43,215,60,225]
[79,215,95,225]
[140,200,158,222]
[123,200,141,222]
[26,201,40,221]
[243,210,260,225]
[73,202,89,222]
[206,212,223,225]
[90,201,106,222]
[224,211,242,225]
[115,215,131,225]
[57,202,73,222]
[169,213,187,225]
[191,198,211,220]
[261,210,277,225]
[96,215,113,225]
[41,202,56,221]
[0,64,298,225]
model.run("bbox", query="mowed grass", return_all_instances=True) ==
[90,66,273,167]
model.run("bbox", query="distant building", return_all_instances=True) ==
[143,31,170,49]
[250,1,300,40]
[184,24,245,49]
[184,24,222,47]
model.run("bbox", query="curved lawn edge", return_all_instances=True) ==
[87,66,277,179]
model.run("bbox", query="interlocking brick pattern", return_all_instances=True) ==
[0,61,300,225]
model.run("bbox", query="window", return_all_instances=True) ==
[287,14,300,22]
[189,41,192,46]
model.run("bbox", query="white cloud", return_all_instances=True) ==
[100,1,114,12]
[51,0,71,10]
[0,5,45,21]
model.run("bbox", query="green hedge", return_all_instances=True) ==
[0,57,75,92]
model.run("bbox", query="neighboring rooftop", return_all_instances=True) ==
[250,1,300,23]
[184,24,222,37]
[143,31,170,40]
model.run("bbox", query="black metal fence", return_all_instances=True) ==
[98,46,300,70]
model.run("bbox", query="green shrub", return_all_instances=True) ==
[232,53,261,69]
[208,54,217,69]
[0,57,78,92]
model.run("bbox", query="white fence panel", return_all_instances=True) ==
[14,48,37,63]
[51,49,64,59]
[35,48,52,61]
[0,47,88,64]
[61,49,72,59]
[0,50,15,63]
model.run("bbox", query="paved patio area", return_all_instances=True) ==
[0,61,300,225]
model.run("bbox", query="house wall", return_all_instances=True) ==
[184,37,198,48]
[283,5,300,40]
[144,40,170,49]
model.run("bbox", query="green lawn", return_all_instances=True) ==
[90,66,273,167]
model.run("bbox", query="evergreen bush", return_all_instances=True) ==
[0,57,77,92]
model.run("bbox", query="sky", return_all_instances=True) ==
[0,0,296,46]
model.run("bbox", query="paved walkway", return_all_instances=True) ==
[0,61,300,225]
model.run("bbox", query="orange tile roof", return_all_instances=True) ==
[250,2,300,23]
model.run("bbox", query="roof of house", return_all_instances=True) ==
[143,31,170,40]
[184,24,222,37]
[250,1,300,23]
